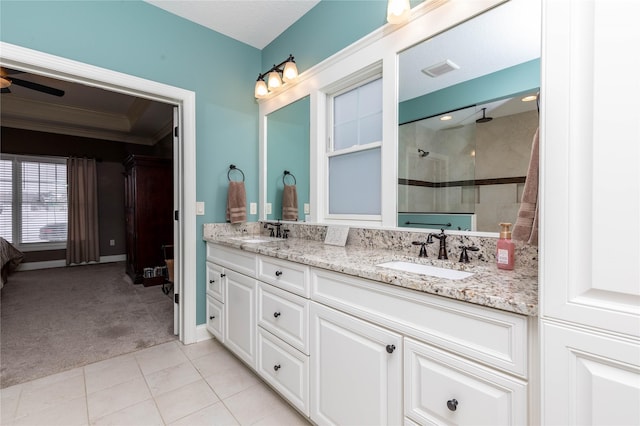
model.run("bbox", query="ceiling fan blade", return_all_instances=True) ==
[9,77,65,97]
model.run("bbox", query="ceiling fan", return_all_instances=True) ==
[0,67,65,97]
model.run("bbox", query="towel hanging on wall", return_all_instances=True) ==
[513,127,539,245]
[282,170,298,221]
[226,165,247,223]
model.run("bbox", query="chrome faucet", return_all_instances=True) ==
[429,229,448,260]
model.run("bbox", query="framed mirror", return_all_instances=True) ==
[397,0,541,233]
[265,95,310,221]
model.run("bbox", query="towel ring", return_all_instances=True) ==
[228,164,245,182]
[283,170,296,185]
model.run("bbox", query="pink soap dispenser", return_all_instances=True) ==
[496,222,515,270]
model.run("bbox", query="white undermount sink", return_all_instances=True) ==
[376,261,474,280]
[229,237,272,244]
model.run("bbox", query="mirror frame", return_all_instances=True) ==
[258,0,508,237]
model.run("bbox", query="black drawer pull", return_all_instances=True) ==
[275,270,283,277]
[209,315,215,320]
[386,344,396,354]
[220,273,226,278]
[209,279,215,284]
[273,311,281,318]
[274,364,281,371]
[447,399,458,411]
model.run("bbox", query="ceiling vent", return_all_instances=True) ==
[421,59,460,78]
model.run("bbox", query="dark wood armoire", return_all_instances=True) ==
[123,155,173,284]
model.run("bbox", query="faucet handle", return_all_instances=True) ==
[412,241,428,257]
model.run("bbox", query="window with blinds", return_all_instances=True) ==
[0,155,68,249]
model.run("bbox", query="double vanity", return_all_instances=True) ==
[203,222,538,425]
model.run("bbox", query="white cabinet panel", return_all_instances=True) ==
[541,322,640,426]
[224,269,257,368]
[205,261,224,301]
[404,338,527,426]
[205,295,224,342]
[207,244,257,278]
[257,328,309,416]
[258,256,310,297]
[258,282,309,354]
[310,302,403,426]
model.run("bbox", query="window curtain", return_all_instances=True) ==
[66,157,100,265]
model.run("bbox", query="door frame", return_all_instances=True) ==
[0,42,198,344]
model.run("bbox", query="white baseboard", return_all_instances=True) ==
[195,324,213,342]
[17,254,127,271]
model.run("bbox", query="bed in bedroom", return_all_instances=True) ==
[1,237,24,289]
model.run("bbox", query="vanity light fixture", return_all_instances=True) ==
[254,54,298,99]
[387,0,411,24]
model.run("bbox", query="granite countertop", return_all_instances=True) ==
[203,235,538,316]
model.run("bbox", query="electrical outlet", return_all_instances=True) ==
[196,201,205,215]
[304,203,310,214]
[250,202,257,215]
[109,239,115,246]
[265,203,272,215]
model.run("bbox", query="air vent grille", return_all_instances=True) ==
[421,59,460,78]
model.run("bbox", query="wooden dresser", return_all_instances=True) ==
[123,155,173,284]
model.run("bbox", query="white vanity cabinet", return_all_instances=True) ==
[205,262,225,342]
[310,301,403,426]
[205,242,533,425]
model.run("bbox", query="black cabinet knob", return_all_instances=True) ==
[209,315,215,320]
[386,344,396,354]
[274,364,281,371]
[209,279,215,284]
[220,273,226,278]
[447,399,458,411]
[273,312,281,318]
[275,270,283,277]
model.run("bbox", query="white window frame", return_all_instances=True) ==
[325,73,383,222]
[0,153,68,251]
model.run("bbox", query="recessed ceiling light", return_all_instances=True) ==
[521,95,537,102]
[440,115,453,121]
[422,60,460,78]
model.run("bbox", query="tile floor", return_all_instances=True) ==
[1,339,311,425]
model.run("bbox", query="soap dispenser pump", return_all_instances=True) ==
[496,222,515,270]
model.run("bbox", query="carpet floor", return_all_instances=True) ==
[0,262,176,388]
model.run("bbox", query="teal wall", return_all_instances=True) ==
[399,59,541,124]
[0,0,261,326]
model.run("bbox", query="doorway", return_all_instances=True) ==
[0,41,197,344]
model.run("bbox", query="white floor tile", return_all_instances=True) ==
[21,366,83,392]
[83,352,136,374]
[13,395,88,426]
[135,341,189,375]
[144,360,201,397]
[203,363,260,400]
[167,401,239,426]
[191,347,243,378]
[85,355,142,394]
[154,379,218,424]
[222,382,294,426]
[87,376,151,422]
[1,384,22,424]
[92,398,164,426]
[14,372,85,419]
[178,338,224,361]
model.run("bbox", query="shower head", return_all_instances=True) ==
[476,107,493,123]
[417,149,429,157]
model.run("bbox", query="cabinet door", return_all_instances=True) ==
[310,302,402,426]
[224,269,257,368]
[206,295,224,342]
[404,338,527,426]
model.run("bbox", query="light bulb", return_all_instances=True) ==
[387,0,410,24]
[267,70,282,90]
[254,79,268,98]
[282,60,298,82]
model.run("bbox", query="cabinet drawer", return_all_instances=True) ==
[404,338,527,426]
[207,243,256,277]
[258,256,309,297]
[257,328,309,416]
[206,295,224,343]
[206,262,224,301]
[311,268,528,377]
[258,283,309,354]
